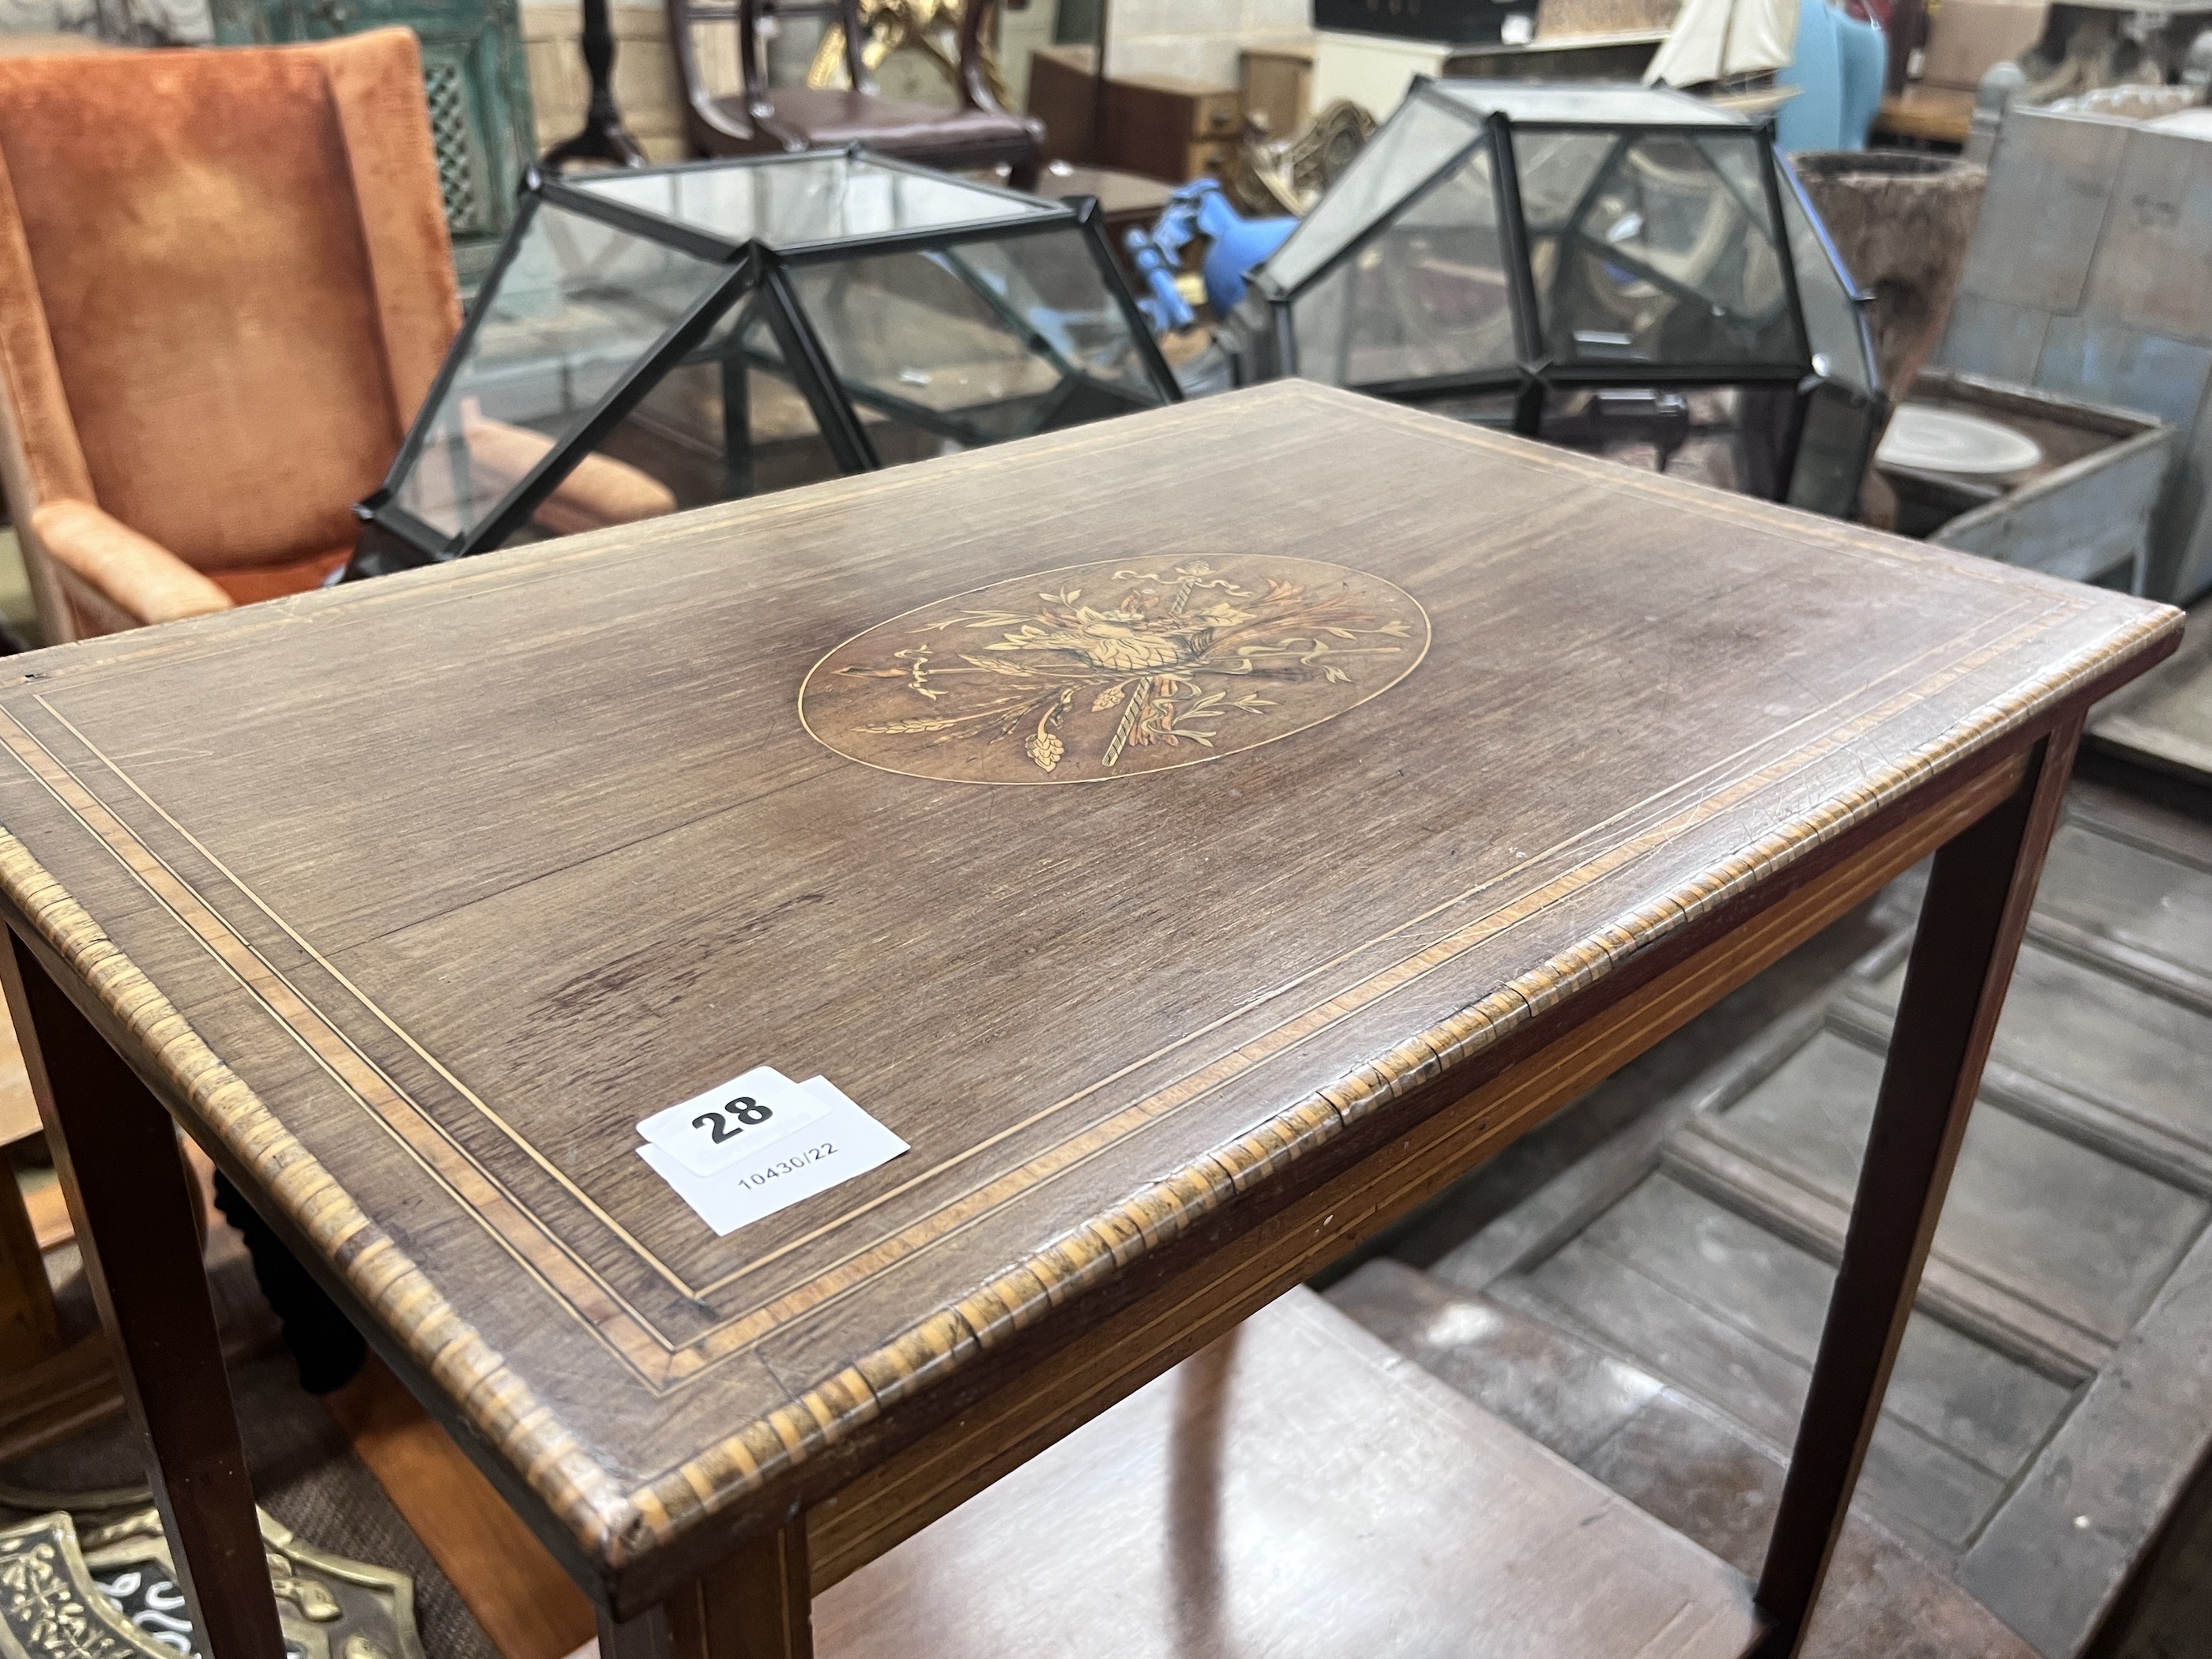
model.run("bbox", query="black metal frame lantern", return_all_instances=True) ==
[1221,81,1883,516]
[350,149,1179,577]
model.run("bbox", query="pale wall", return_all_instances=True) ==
[1102,0,1309,86]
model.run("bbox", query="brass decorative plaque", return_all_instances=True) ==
[0,1504,424,1659]
[800,555,1429,784]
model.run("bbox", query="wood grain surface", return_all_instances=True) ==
[815,1287,1762,1658]
[0,383,2176,1601]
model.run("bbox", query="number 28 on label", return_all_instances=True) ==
[693,1096,776,1143]
[637,1066,833,1177]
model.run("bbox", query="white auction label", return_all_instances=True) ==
[637,1064,829,1178]
[638,1076,908,1237]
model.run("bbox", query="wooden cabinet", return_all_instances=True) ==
[1240,45,1312,137]
[1028,43,1240,183]
[213,0,536,284]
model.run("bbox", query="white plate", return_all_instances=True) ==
[1876,404,2043,476]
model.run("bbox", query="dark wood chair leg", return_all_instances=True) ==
[0,928,287,1659]
[542,0,648,171]
[0,1138,57,1367]
[1753,721,2082,1657]
[618,1513,812,1659]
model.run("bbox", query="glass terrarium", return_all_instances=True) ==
[350,151,1178,575]
[1220,81,1881,517]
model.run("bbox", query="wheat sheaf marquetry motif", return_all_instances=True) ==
[799,555,1430,784]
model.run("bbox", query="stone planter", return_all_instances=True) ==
[1789,150,1988,397]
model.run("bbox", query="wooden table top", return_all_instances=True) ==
[0,384,2175,1595]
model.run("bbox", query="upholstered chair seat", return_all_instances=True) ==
[0,32,675,644]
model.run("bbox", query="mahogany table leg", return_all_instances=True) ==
[0,929,287,1659]
[1753,722,2082,1657]
[717,1516,811,1659]
[597,1604,672,1659]
[614,1515,813,1659]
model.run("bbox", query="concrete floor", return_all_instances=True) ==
[1340,753,2212,1659]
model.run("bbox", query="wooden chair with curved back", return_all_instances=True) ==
[666,0,1043,188]
[0,31,675,644]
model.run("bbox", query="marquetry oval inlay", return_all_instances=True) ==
[799,555,1429,784]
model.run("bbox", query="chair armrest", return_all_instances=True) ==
[28,499,233,627]
[461,417,679,539]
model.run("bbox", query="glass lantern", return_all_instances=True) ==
[1220,81,1882,516]
[349,150,1179,576]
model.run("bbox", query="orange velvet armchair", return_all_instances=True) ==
[0,32,675,645]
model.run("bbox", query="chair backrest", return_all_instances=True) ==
[665,0,869,120]
[668,0,1020,126]
[756,0,868,101]
[0,32,461,577]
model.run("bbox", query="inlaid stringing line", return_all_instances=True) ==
[629,607,2176,1535]
[25,577,2060,1364]
[642,600,2096,1381]
[2,589,2092,1390]
[0,705,687,1385]
[0,835,641,1559]
[9,596,2094,1401]
[0,592,2170,1556]
[32,696,718,1307]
